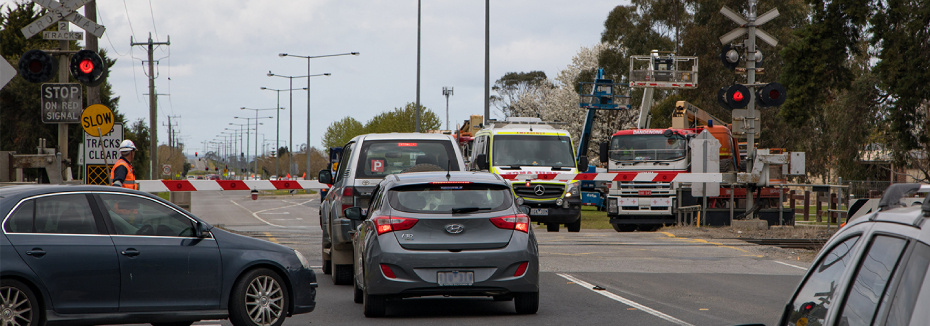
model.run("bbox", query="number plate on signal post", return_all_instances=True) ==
[437,271,474,286]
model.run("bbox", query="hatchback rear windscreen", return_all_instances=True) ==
[389,183,512,214]
[355,140,459,179]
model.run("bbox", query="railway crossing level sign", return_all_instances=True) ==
[21,0,105,39]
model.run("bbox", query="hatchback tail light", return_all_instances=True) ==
[340,186,355,213]
[489,214,529,233]
[372,216,418,235]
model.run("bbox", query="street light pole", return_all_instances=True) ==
[261,86,307,178]
[241,107,281,177]
[279,51,357,179]
[443,87,454,130]
[268,72,330,176]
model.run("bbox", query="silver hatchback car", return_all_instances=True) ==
[344,171,539,317]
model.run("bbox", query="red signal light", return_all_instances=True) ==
[723,84,751,109]
[79,59,94,74]
[756,82,787,107]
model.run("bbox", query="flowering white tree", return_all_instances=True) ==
[510,43,640,165]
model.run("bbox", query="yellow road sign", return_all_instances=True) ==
[81,104,115,137]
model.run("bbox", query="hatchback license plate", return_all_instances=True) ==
[530,208,549,215]
[437,271,474,286]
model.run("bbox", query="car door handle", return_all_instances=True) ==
[121,248,140,257]
[25,248,46,257]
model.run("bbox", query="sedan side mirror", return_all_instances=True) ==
[476,154,489,170]
[319,170,333,184]
[344,207,366,221]
[195,221,210,238]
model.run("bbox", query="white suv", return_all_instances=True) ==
[317,133,467,285]
[768,183,930,326]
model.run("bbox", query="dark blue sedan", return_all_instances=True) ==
[0,185,317,326]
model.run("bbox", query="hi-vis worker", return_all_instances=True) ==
[111,140,138,190]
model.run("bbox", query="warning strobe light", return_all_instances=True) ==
[756,82,787,107]
[70,50,107,86]
[18,50,57,83]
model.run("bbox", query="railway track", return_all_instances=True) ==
[739,238,827,250]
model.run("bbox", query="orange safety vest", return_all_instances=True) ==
[110,158,138,190]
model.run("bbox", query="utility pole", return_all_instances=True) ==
[131,33,170,179]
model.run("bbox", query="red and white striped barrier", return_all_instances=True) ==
[499,172,723,183]
[137,179,329,192]
[136,172,724,192]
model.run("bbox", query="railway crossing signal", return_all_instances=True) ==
[756,82,786,107]
[18,50,57,83]
[70,50,107,86]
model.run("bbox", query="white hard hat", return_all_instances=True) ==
[119,140,137,152]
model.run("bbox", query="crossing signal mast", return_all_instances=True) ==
[718,0,796,215]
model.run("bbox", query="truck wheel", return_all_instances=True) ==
[612,224,636,232]
[546,223,559,232]
[567,219,581,232]
[333,264,353,285]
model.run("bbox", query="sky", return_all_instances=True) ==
[9,0,629,156]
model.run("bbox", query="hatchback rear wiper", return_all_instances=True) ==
[451,207,491,213]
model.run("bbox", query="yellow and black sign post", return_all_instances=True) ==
[81,104,116,185]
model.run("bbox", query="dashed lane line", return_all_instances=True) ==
[557,273,694,326]
[774,261,808,270]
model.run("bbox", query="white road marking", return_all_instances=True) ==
[230,198,314,228]
[557,273,694,326]
[774,261,808,270]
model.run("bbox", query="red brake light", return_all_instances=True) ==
[428,181,472,185]
[514,262,529,277]
[490,214,529,233]
[380,264,396,278]
[397,142,417,147]
[373,216,418,235]
[340,186,355,212]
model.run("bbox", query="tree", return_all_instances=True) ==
[490,71,551,119]
[870,0,930,182]
[125,119,150,179]
[363,103,440,134]
[322,117,364,149]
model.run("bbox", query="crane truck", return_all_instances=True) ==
[597,51,799,231]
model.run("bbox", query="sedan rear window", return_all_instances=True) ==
[388,183,512,214]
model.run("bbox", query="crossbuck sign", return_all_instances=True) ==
[21,0,105,39]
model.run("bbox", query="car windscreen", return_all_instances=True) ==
[492,134,575,168]
[388,183,513,214]
[609,134,687,161]
[355,140,460,179]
